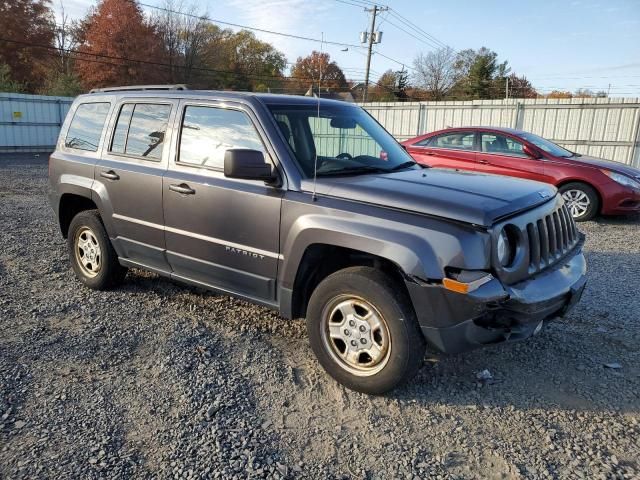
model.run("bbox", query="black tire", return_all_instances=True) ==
[559,182,599,222]
[67,210,126,290]
[306,266,426,395]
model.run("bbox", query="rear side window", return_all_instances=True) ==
[109,103,172,160]
[64,102,111,151]
[424,132,476,150]
[178,106,265,169]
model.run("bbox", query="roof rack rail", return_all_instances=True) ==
[89,84,188,93]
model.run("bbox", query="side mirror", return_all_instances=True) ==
[224,149,277,183]
[523,144,541,159]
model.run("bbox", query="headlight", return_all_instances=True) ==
[601,170,640,190]
[497,229,513,267]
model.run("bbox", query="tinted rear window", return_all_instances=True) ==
[109,103,172,160]
[65,103,111,151]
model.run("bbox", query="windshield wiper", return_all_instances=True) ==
[316,165,391,176]
[389,160,422,171]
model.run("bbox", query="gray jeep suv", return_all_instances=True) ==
[48,86,586,394]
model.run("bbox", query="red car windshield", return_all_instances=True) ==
[518,132,575,158]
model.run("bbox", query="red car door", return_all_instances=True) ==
[474,131,545,181]
[407,131,478,171]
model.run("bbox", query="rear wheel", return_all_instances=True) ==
[559,182,599,221]
[306,266,425,394]
[67,210,127,289]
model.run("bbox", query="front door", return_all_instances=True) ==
[162,101,283,305]
[475,132,544,180]
[95,99,178,273]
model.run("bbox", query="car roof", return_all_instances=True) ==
[427,126,529,136]
[76,88,354,108]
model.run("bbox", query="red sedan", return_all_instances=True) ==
[402,127,640,221]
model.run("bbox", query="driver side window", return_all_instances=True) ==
[481,133,527,157]
[308,116,383,159]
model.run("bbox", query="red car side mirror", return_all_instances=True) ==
[523,144,541,159]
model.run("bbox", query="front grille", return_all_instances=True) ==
[525,203,579,275]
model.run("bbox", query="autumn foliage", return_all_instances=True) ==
[75,0,167,89]
[0,0,55,91]
[290,51,348,92]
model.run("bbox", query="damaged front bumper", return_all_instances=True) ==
[406,248,587,354]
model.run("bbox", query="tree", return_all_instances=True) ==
[506,74,537,99]
[290,51,347,93]
[464,47,510,99]
[184,24,286,91]
[75,0,167,89]
[369,69,398,102]
[395,68,409,101]
[219,30,286,91]
[0,0,56,92]
[152,0,210,84]
[0,64,24,92]
[546,90,573,99]
[449,47,510,100]
[40,72,82,96]
[412,47,458,100]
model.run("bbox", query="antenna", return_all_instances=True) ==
[312,32,324,202]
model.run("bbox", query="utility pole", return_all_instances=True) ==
[362,5,387,102]
[505,76,509,100]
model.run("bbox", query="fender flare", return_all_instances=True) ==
[280,214,490,289]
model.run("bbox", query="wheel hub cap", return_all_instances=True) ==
[74,227,102,278]
[321,296,391,377]
[562,189,590,218]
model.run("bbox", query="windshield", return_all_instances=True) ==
[268,103,417,177]
[518,132,575,158]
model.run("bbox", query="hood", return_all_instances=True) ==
[562,155,640,179]
[301,168,557,227]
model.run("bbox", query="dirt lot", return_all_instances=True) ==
[0,153,639,479]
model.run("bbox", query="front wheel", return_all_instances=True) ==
[559,182,599,221]
[306,267,425,394]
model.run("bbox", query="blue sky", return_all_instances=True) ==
[58,0,640,96]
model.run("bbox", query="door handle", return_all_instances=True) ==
[100,170,120,180]
[169,183,196,195]
[478,159,490,164]
[424,152,436,156]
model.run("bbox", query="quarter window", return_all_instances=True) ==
[64,102,110,152]
[178,106,265,169]
[109,103,172,160]
[422,132,475,150]
[481,133,527,157]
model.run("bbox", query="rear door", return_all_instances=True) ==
[475,131,544,180]
[95,99,178,273]
[162,100,283,305]
[407,131,478,171]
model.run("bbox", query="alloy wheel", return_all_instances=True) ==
[74,226,102,278]
[562,189,591,218]
[320,295,391,377]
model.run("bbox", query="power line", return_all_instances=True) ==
[136,0,365,51]
[0,36,422,100]
[382,16,444,51]
[387,10,450,50]
[135,0,414,84]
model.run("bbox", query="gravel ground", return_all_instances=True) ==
[1,152,639,479]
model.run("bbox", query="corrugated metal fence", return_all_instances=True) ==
[361,97,640,167]
[2,93,640,167]
[0,92,73,152]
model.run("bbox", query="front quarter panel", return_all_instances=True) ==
[279,192,491,288]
